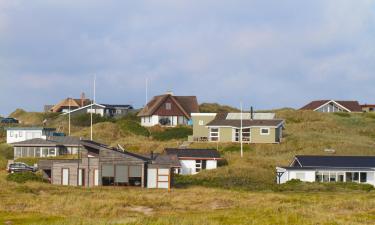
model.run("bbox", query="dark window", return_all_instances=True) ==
[360,172,367,183]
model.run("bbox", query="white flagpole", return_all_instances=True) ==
[90,76,96,141]
[68,97,71,136]
[240,102,243,158]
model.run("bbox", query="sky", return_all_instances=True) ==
[1,0,375,116]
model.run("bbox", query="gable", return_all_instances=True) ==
[153,95,189,117]
[315,101,349,113]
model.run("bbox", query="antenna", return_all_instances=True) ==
[240,102,243,158]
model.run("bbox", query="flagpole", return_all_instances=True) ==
[145,78,148,106]
[240,102,243,158]
[68,97,71,136]
[90,76,96,141]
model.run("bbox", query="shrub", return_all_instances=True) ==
[0,143,14,159]
[15,157,39,166]
[117,120,150,137]
[334,112,351,118]
[221,144,253,153]
[71,113,114,127]
[7,171,46,183]
[152,126,192,141]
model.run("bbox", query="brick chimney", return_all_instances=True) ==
[80,92,86,107]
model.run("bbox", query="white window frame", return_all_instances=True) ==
[209,128,219,142]
[166,103,172,110]
[9,131,13,137]
[260,128,270,135]
[195,160,202,173]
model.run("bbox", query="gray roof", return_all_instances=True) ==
[12,136,81,147]
[165,148,222,159]
[206,113,284,127]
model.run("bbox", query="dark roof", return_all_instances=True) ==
[361,104,375,108]
[12,136,81,146]
[152,154,181,167]
[165,148,221,159]
[100,104,134,109]
[293,155,375,168]
[300,100,362,112]
[137,94,199,118]
[206,113,283,127]
[80,140,150,161]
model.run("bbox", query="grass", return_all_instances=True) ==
[1,108,375,224]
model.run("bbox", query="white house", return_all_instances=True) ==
[137,93,199,127]
[5,127,56,144]
[62,103,135,118]
[165,148,222,175]
[276,155,375,187]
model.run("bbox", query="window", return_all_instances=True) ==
[15,147,22,158]
[360,172,367,183]
[235,128,251,142]
[9,131,13,137]
[210,128,219,142]
[337,172,344,182]
[19,131,22,137]
[329,173,336,182]
[195,160,207,173]
[78,169,85,186]
[316,172,323,182]
[49,148,56,157]
[199,120,204,125]
[102,164,115,186]
[166,103,172,110]
[260,128,270,135]
[322,172,329,182]
[35,147,41,157]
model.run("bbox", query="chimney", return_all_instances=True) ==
[150,151,154,160]
[80,92,86,107]
[165,91,173,96]
[250,106,254,120]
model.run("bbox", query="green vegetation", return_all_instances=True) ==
[199,103,240,113]
[6,171,46,183]
[151,126,193,141]
[1,108,375,224]
[71,113,115,126]
[0,143,13,169]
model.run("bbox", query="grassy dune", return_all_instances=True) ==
[1,109,375,224]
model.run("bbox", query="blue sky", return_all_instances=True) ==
[1,0,375,116]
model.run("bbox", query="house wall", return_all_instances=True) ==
[141,115,159,127]
[191,114,216,139]
[362,106,375,113]
[219,127,232,142]
[7,130,44,144]
[206,160,217,170]
[251,127,277,143]
[180,160,196,175]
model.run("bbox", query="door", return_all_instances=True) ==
[94,169,99,186]
[78,169,85,186]
[62,168,69,185]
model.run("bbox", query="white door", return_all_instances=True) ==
[62,169,69,185]
[94,169,99,186]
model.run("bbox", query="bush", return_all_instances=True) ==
[152,126,192,141]
[7,172,46,183]
[71,113,114,127]
[334,112,351,117]
[117,120,149,137]
[0,143,14,159]
[15,157,39,166]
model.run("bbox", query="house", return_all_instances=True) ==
[48,93,91,113]
[189,113,284,144]
[165,148,222,175]
[361,104,375,113]
[137,92,199,127]
[62,103,135,118]
[12,136,81,159]
[276,155,375,186]
[39,140,176,189]
[300,100,362,113]
[5,127,57,144]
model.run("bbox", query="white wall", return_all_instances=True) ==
[206,160,217,170]
[7,130,44,144]
[288,170,316,182]
[180,160,196,175]
[141,115,159,127]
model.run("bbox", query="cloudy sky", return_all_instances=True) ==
[1,0,375,116]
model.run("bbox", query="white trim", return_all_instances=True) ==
[191,113,217,116]
[314,100,352,113]
[209,127,220,142]
[62,103,106,115]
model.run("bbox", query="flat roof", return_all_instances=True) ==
[5,127,56,131]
